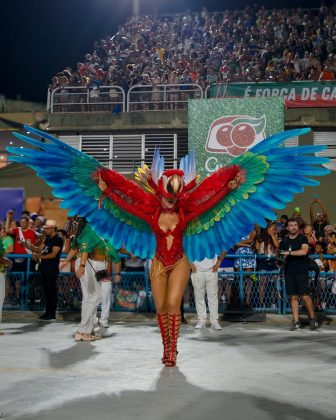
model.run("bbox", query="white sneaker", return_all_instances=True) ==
[195,320,206,329]
[99,320,109,328]
[210,321,222,330]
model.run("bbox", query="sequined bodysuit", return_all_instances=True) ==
[151,208,187,268]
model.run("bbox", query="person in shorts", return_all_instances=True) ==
[280,218,318,331]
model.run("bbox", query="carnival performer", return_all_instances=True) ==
[61,217,120,341]
[7,126,329,365]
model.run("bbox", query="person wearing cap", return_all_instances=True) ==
[29,220,63,321]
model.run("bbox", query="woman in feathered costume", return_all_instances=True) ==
[8,126,329,366]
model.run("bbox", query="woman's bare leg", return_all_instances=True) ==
[150,258,169,314]
[166,256,191,313]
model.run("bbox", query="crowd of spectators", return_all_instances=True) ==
[227,197,336,309]
[1,197,336,311]
[50,3,336,101]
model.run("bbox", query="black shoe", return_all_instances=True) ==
[309,318,318,330]
[38,314,56,321]
[290,321,301,331]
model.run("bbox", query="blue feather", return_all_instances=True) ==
[183,128,330,261]
[7,128,156,258]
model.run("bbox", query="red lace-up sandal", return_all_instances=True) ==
[165,313,181,367]
[157,313,170,364]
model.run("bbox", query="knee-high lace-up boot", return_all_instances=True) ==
[165,313,181,367]
[157,313,170,364]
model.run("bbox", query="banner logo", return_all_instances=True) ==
[205,115,266,156]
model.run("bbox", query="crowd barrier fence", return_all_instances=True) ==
[3,254,336,315]
[49,85,126,113]
[48,81,336,113]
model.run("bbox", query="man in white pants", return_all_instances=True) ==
[76,257,106,338]
[97,264,121,328]
[62,218,120,341]
[191,254,224,330]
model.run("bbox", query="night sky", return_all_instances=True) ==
[0,0,334,103]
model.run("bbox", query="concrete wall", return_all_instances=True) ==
[49,110,188,132]
[49,108,336,132]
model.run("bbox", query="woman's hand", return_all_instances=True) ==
[228,173,242,190]
[98,174,107,192]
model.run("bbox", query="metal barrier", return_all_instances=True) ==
[127,83,203,111]
[3,254,336,315]
[49,86,126,113]
[283,271,336,315]
[48,84,203,113]
[3,272,25,310]
[48,81,336,113]
[218,270,282,315]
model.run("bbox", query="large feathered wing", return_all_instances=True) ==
[183,128,330,262]
[7,126,157,258]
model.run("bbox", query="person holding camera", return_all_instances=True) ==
[310,197,329,242]
[279,218,318,331]
[29,219,63,321]
[61,218,120,341]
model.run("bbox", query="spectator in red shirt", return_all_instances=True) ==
[319,65,335,81]
[5,212,37,305]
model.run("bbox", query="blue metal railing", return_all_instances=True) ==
[3,253,336,314]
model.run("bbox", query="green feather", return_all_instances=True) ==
[185,151,268,236]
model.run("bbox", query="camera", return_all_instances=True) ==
[95,269,111,282]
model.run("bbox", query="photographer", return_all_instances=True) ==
[61,217,120,341]
[28,220,63,321]
[310,197,329,241]
[279,218,318,331]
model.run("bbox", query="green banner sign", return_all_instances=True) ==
[208,81,336,108]
[189,97,284,179]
